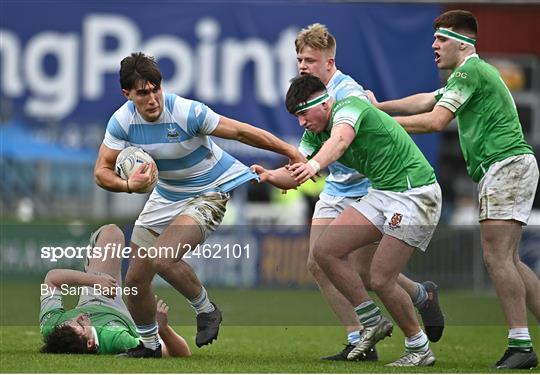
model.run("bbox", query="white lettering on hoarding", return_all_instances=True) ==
[195,18,220,102]
[24,32,78,118]
[0,14,299,121]
[0,30,24,96]
[144,36,194,95]
[83,14,141,99]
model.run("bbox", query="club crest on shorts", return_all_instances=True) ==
[389,213,403,229]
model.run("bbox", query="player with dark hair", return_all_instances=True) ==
[369,10,539,370]
[94,52,304,357]
[255,74,442,367]
[40,224,191,357]
[252,24,444,361]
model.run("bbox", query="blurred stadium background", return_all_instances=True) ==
[1,0,539,310]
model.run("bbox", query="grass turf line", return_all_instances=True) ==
[2,326,538,373]
[1,283,539,373]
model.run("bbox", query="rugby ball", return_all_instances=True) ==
[115,147,157,191]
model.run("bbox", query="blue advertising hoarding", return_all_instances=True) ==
[1,1,441,165]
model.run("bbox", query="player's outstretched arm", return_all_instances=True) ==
[94,144,156,194]
[290,124,354,184]
[211,116,307,165]
[43,269,118,298]
[368,91,437,116]
[250,165,300,190]
[156,299,191,357]
[394,105,454,134]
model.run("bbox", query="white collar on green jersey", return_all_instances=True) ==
[458,53,479,68]
[91,326,100,350]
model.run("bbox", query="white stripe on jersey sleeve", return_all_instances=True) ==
[103,131,127,150]
[102,103,134,150]
[333,116,358,129]
[436,90,466,113]
[195,103,220,135]
[114,104,135,134]
[433,87,446,97]
[298,145,311,158]
[171,96,220,136]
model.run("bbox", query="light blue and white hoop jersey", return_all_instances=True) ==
[299,70,371,197]
[103,92,257,201]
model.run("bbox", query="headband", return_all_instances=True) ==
[294,92,329,114]
[434,27,476,46]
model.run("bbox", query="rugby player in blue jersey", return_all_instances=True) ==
[94,52,304,357]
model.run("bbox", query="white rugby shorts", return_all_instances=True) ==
[312,192,358,220]
[350,183,442,251]
[135,190,230,241]
[478,154,539,224]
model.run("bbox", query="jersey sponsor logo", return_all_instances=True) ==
[334,98,353,111]
[450,71,468,80]
[388,213,403,229]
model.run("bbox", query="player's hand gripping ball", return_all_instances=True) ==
[115,146,158,192]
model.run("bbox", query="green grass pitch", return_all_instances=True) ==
[1,282,538,373]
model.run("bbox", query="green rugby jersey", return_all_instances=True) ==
[435,54,533,182]
[40,291,140,354]
[300,96,436,192]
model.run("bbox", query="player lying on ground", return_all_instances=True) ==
[40,224,190,357]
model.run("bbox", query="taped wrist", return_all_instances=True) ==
[307,159,321,173]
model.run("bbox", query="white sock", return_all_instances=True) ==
[508,327,532,350]
[188,286,215,314]
[136,322,159,350]
[405,330,429,352]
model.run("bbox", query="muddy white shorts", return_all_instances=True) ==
[312,192,359,219]
[478,154,539,224]
[350,183,442,251]
[76,272,134,325]
[134,190,230,242]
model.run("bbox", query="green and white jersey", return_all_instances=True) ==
[435,54,533,182]
[39,291,140,354]
[300,97,436,192]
